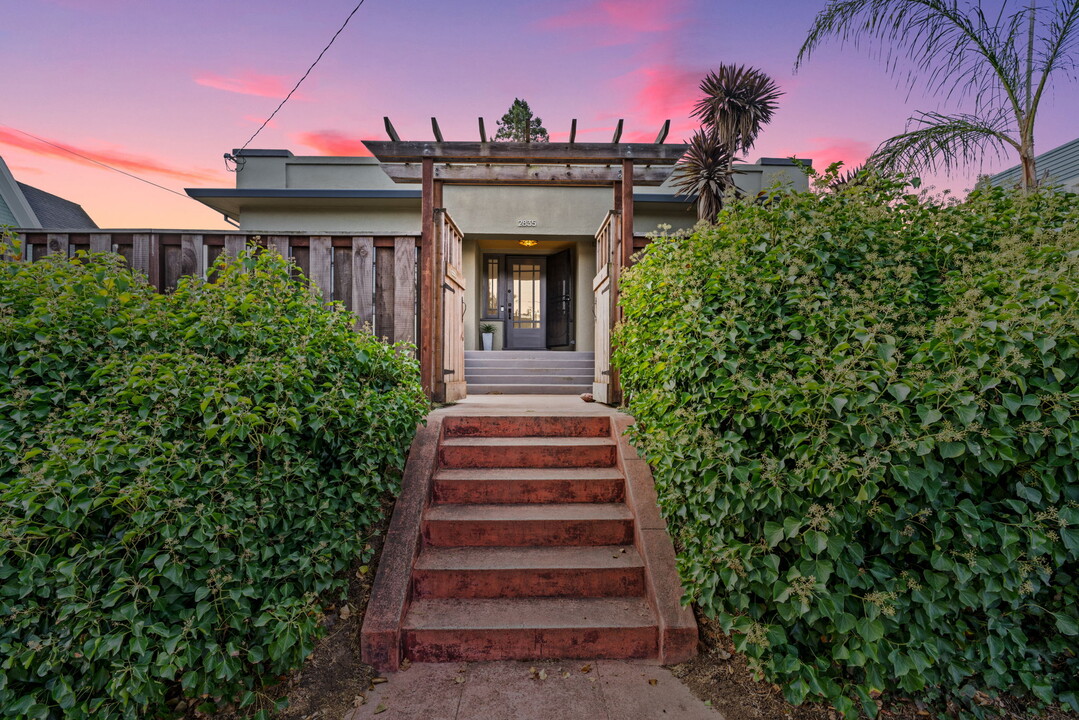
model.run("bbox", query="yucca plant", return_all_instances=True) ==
[673,130,741,222]
[681,64,783,221]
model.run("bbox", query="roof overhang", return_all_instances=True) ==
[185,188,421,220]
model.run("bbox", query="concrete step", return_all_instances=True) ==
[402,597,657,662]
[433,467,625,504]
[412,546,645,599]
[466,383,592,396]
[423,503,634,547]
[466,374,592,385]
[466,351,595,359]
[439,436,616,468]
[442,415,610,439]
[464,365,595,376]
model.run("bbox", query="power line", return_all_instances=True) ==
[4,125,194,200]
[231,0,369,164]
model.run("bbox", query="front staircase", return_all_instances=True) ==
[465,351,593,395]
[361,413,697,668]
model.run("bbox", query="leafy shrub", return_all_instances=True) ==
[615,178,1079,716]
[0,241,427,719]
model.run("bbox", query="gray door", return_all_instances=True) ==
[505,256,547,349]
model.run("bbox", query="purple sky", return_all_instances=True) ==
[3,0,1077,229]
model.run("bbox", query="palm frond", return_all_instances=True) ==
[869,110,1019,175]
[796,0,1030,115]
[672,130,741,222]
[692,65,782,154]
[1031,1,1079,116]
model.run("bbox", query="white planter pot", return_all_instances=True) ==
[481,332,494,351]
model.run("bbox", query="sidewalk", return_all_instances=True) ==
[345,659,721,720]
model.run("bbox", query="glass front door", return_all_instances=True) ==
[505,256,547,349]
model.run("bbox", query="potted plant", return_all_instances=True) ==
[480,323,495,351]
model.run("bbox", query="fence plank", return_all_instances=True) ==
[393,237,416,345]
[268,235,290,260]
[352,237,374,331]
[333,246,353,312]
[309,236,332,302]
[181,234,205,279]
[164,245,183,291]
[132,234,151,277]
[375,246,395,340]
[224,234,247,258]
[292,246,310,283]
[89,234,112,254]
[47,234,69,257]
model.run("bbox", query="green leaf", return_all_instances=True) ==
[888,384,911,402]
[1054,612,1079,636]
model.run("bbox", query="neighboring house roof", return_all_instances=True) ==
[16,182,99,229]
[989,137,1079,191]
[0,156,98,229]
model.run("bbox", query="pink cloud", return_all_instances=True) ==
[0,126,219,184]
[194,71,301,100]
[610,64,702,142]
[540,0,680,34]
[294,131,373,156]
[804,137,873,171]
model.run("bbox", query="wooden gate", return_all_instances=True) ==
[437,209,467,402]
[592,210,619,404]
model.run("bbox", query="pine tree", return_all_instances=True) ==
[494,98,550,142]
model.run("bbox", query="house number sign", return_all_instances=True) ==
[517,219,538,227]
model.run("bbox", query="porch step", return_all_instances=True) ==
[412,546,645,598]
[465,351,594,395]
[402,597,658,662]
[443,415,611,438]
[423,503,634,547]
[465,383,592,395]
[439,436,617,468]
[433,467,625,504]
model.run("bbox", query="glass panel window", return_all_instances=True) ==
[512,261,542,329]
[484,256,500,317]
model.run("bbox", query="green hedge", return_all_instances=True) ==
[0,241,427,719]
[614,179,1079,717]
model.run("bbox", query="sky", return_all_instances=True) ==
[3,0,1078,230]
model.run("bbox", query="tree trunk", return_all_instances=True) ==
[1020,148,1037,190]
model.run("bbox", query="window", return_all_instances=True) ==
[483,255,501,319]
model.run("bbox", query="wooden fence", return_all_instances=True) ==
[16,230,421,344]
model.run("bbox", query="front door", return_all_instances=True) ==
[505,256,546,349]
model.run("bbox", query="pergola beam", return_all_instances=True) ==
[655,120,670,145]
[379,163,674,186]
[363,140,688,165]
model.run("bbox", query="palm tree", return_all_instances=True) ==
[680,65,783,220]
[796,0,1079,190]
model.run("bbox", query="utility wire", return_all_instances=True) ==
[232,0,369,160]
[5,125,194,200]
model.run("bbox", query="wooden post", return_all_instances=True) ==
[432,182,445,402]
[352,236,375,330]
[393,237,417,345]
[419,158,436,398]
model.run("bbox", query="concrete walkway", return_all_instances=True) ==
[344,660,720,720]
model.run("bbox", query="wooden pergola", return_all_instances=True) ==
[363,117,688,404]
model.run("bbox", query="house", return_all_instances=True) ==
[185,124,811,402]
[989,136,1079,191]
[0,156,98,230]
